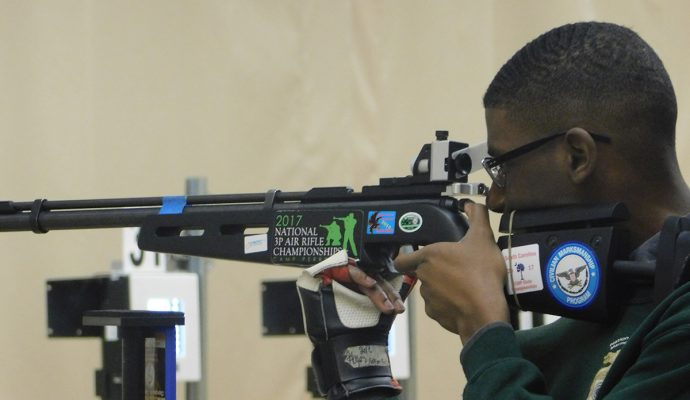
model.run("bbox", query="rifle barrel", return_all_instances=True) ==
[3,191,310,212]
[0,191,312,233]
[0,207,159,232]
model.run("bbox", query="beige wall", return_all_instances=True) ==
[1,1,690,398]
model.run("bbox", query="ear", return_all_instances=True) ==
[563,128,597,184]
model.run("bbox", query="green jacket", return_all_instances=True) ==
[461,234,690,399]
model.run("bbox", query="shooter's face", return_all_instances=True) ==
[484,108,578,214]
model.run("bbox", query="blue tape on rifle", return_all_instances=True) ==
[160,196,187,215]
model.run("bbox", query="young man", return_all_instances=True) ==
[393,22,690,399]
[301,21,690,399]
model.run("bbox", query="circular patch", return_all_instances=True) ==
[546,241,600,309]
[398,212,423,233]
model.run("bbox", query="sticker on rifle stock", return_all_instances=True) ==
[244,234,268,254]
[546,241,600,309]
[502,243,543,295]
[270,210,362,264]
[398,212,423,233]
[367,211,396,235]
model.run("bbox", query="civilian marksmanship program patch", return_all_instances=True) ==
[546,241,600,309]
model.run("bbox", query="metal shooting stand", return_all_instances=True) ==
[44,178,207,400]
[83,310,184,400]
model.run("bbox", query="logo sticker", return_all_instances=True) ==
[502,243,543,295]
[546,242,600,309]
[398,212,423,233]
[271,211,362,264]
[367,211,396,235]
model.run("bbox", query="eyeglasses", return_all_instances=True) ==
[481,131,612,188]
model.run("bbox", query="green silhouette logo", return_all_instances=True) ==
[319,213,359,256]
[319,221,342,246]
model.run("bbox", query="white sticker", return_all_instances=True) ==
[244,234,268,254]
[502,243,543,295]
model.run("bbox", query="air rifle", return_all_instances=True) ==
[3,131,686,323]
[0,131,487,277]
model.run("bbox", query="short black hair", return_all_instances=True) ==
[484,22,677,151]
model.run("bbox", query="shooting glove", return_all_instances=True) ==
[296,250,416,400]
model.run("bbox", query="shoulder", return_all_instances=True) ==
[645,280,690,337]
[517,317,594,345]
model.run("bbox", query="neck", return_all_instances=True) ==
[621,177,690,248]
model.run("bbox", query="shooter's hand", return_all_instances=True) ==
[296,251,416,399]
[394,202,509,343]
[346,263,407,315]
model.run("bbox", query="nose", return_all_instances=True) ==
[486,182,505,213]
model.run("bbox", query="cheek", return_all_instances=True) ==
[504,165,572,211]
[502,182,533,211]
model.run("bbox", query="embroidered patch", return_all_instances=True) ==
[587,348,623,400]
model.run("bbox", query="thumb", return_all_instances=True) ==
[393,248,425,274]
[463,202,495,241]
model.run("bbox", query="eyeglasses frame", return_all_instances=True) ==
[481,131,612,188]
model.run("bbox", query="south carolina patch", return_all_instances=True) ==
[502,243,543,295]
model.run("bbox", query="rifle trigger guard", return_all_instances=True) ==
[30,198,48,234]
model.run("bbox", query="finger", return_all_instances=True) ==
[319,264,354,285]
[347,265,397,313]
[357,280,396,314]
[376,275,405,313]
[458,198,475,213]
[347,264,378,288]
[463,202,495,240]
[394,248,425,273]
